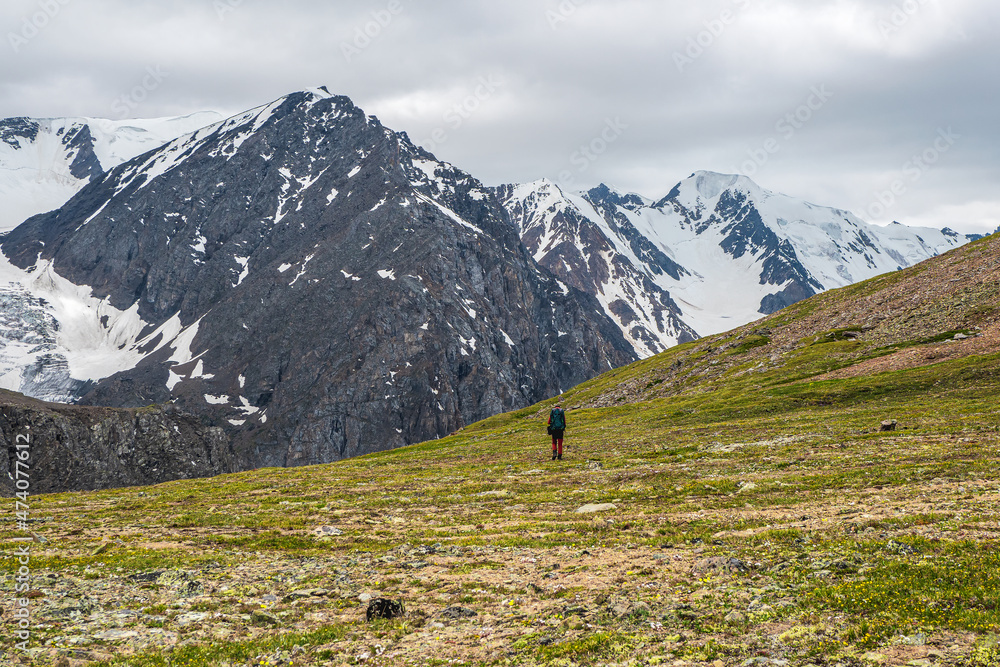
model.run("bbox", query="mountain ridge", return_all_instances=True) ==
[501,170,974,356]
[0,89,986,476]
[5,229,999,667]
[1,89,635,470]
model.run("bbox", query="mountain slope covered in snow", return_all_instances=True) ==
[496,181,698,357]
[500,171,972,355]
[0,112,222,231]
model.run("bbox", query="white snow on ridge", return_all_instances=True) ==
[235,396,260,416]
[164,315,206,366]
[233,256,250,287]
[458,335,477,355]
[87,112,223,168]
[411,158,439,183]
[289,254,315,286]
[0,112,223,232]
[636,172,968,335]
[503,180,689,356]
[413,193,482,234]
[85,91,338,207]
[166,369,185,391]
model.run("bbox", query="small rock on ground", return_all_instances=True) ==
[575,503,617,514]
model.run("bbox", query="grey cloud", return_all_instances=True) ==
[1,0,997,233]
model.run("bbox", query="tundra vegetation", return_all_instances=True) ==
[3,236,1000,666]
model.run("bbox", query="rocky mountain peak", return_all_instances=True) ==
[0,89,636,468]
[0,117,40,147]
[585,184,649,212]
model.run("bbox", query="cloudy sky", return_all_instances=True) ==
[2,0,997,234]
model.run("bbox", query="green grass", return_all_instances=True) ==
[537,631,639,661]
[808,540,1000,646]
[90,624,351,667]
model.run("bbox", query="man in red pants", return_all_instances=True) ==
[548,405,566,460]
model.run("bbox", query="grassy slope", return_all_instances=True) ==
[4,236,1000,666]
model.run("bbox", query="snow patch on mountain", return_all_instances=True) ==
[0,112,222,232]
[0,253,208,402]
[497,179,697,357]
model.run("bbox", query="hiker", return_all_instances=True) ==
[548,405,566,460]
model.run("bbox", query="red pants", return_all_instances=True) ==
[551,436,563,457]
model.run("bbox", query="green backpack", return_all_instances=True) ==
[550,408,566,430]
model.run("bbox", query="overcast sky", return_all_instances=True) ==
[2,0,997,234]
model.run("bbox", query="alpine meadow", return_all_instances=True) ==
[2,228,999,666]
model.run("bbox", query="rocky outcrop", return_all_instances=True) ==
[0,390,232,496]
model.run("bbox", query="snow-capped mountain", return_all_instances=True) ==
[0,88,634,467]
[496,181,697,357]
[500,171,972,354]
[0,112,223,231]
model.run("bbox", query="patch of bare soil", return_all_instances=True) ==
[813,321,1000,381]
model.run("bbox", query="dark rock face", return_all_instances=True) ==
[2,90,636,472]
[0,391,232,496]
[61,123,104,181]
[0,117,40,148]
[759,282,814,315]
